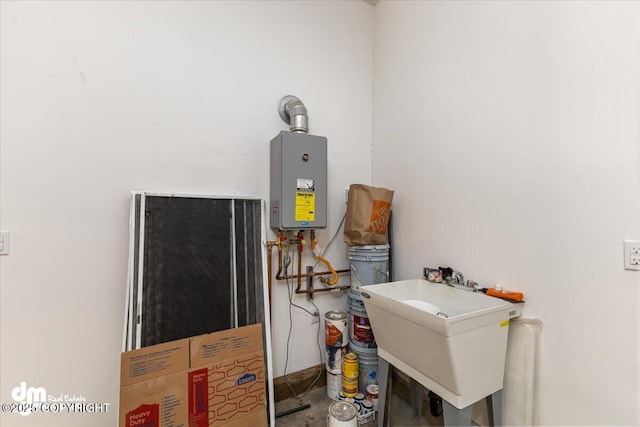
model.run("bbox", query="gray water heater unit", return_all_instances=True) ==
[270,96,327,230]
[270,131,327,230]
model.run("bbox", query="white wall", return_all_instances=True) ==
[3,1,639,425]
[0,1,373,425]
[373,1,640,425]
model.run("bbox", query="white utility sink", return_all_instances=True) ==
[360,279,522,409]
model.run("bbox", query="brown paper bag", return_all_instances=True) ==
[343,184,394,245]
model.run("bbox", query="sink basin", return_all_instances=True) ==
[360,279,522,409]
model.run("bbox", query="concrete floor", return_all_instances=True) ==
[275,385,443,427]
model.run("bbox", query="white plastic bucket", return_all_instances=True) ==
[348,245,389,289]
[327,401,358,427]
[350,339,379,393]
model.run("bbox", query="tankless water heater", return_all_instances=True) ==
[270,130,327,230]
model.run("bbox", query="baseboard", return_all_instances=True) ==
[274,364,327,402]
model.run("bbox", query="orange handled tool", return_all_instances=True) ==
[482,287,524,302]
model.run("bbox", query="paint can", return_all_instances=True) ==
[350,339,379,393]
[361,399,373,416]
[326,344,348,375]
[348,244,389,289]
[327,371,342,400]
[348,289,376,348]
[327,401,358,427]
[342,376,358,398]
[342,352,359,379]
[342,352,359,398]
[325,310,349,375]
[325,310,348,347]
[366,384,379,412]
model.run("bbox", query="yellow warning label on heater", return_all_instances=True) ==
[500,320,510,327]
[295,192,315,222]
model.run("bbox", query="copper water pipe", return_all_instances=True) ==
[266,238,287,318]
[276,269,350,281]
[274,236,286,279]
[268,236,350,296]
[294,284,350,294]
[294,238,348,294]
[265,241,278,318]
[273,237,348,283]
[267,238,286,315]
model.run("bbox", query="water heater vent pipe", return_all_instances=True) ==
[278,95,308,134]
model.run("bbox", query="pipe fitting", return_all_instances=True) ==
[279,95,309,134]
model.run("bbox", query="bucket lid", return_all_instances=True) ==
[348,244,390,251]
[343,352,358,361]
[329,401,357,421]
[325,310,347,320]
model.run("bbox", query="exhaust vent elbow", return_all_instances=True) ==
[279,95,309,134]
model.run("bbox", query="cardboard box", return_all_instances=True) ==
[120,324,267,427]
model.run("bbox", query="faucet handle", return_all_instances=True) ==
[466,280,481,291]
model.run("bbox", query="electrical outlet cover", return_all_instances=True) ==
[623,240,640,271]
